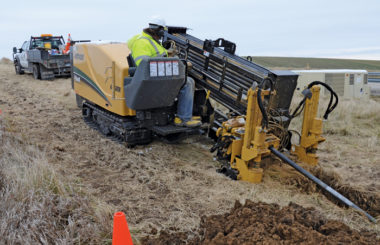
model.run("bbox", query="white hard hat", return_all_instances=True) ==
[148,15,166,29]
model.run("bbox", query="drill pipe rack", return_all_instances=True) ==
[163,27,298,131]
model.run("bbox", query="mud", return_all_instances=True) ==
[142,201,379,244]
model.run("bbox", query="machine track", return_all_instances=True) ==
[82,102,152,146]
[81,101,206,146]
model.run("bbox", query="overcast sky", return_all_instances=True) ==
[1,0,379,60]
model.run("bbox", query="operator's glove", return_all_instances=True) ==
[167,48,177,57]
[162,40,178,57]
[162,41,171,49]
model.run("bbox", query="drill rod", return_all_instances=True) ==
[269,146,377,223]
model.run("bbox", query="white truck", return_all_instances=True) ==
[12,34,71,80]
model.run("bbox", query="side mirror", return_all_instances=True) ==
[13,47,17,54]
[19,48,23,53]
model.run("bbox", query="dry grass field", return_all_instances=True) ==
[0,58,379,243]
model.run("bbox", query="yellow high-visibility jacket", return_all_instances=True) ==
[127,31,168,66]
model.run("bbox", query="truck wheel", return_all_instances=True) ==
[33,64,41,79]
[14,61,24,75]
[39,65,54,80]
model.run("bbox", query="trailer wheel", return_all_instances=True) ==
[33,64,41,79]
[14,60,24,75]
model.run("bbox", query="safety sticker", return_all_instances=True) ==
[150,62,157,77]
[165,61,172,76]
[172,61,179,76]
[158,61,165,76]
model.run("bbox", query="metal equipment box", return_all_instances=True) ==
[292,70,370,99]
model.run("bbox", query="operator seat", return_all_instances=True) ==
[124,57,186,110]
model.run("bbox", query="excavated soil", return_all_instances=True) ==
[142,201,379,244]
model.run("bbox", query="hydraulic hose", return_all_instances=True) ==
[291,81,339,120]
[291,97,306,118]
[257,77,274,129]
[257,88,268,128]
[306,81,339,120]
[269,146,377,223]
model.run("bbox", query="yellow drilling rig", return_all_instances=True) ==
[71,27,376,223]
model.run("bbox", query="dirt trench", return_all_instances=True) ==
[306,166,380,217]
[142,200,379,244]
[264,158,380,217]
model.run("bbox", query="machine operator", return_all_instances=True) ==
[127,16,201,128]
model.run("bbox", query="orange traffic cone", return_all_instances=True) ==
[112,212,133,245]
[63,34,71,54]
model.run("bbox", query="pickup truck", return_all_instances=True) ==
[12,34,71,80]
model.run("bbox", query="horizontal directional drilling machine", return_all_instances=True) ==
[71,27,376,223]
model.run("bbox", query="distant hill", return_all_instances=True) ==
[246,56,380,72]
[0,57,12,64]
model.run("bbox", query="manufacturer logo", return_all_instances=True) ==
[74,74,81,82]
